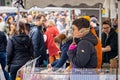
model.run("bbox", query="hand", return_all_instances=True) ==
[47,64,52,69]
[69,43,77,50]
[71,42,76,45]
[5,65,10,72]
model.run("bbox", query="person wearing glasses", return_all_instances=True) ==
[102,20,118,65]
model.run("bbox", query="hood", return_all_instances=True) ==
[74,31,98,46]
[82,31,98,46]
[12,33,30,45]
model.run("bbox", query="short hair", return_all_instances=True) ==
[102,20,111,27]
[36,14,45,20]
[72,18,90,30]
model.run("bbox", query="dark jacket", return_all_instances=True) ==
[7,33,34,66]
[0,31,7,52]
[52,38,72,68]
[102,28,118,63]
[30,26,47,60]
[67,31,98,68]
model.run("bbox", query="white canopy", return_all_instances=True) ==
[0,6,27,13]
[28,7,69,12]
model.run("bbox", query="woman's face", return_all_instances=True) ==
[9,17,14,23]
[10,24,16,31]
[72,25,80,38]
[102,24,111,35]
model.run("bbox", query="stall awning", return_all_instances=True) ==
[25,0,104,9]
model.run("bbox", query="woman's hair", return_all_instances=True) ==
[25,23,31,33]
[102,20,111,27]
[47,20,56,26]
[8,21,17,36]
[16,21,26,35]
[6,16,14,25]
[54,34,66,43]
[72,18,90,30]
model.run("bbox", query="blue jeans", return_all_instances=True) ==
[10,65,22,80]
[0,52,10,80]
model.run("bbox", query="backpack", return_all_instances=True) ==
[91,27,102,69]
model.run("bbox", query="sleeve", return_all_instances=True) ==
[6,39,14,65]
[31,30,46,60]
[29,38,34,59]
[31,31,41,57]
[54,28,59,37]
[3,33,7,47]
[109,33,118,51]
[52,43,69,68]
[67,41,91,68]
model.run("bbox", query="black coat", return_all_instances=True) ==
[0,31,7,52]
[102,28,118,63]
[67,31,98,68]
[30,26,47,60]
[6,33,34,66]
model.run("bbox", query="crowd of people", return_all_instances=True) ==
[0,11,118,80]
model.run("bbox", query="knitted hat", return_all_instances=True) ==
[81,16,90,22]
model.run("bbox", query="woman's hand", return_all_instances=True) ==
[68,42,77,50]
[47,64,52,69]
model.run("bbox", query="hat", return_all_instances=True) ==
[81,16,90,22]
[90,17,98,23]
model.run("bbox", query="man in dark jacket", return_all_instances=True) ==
[102,21,118,63]
[0,31,10,80]
[30,14,47,67]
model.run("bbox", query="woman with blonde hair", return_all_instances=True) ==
[45,20,60,64]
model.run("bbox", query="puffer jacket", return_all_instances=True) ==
[67,31,98,68]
